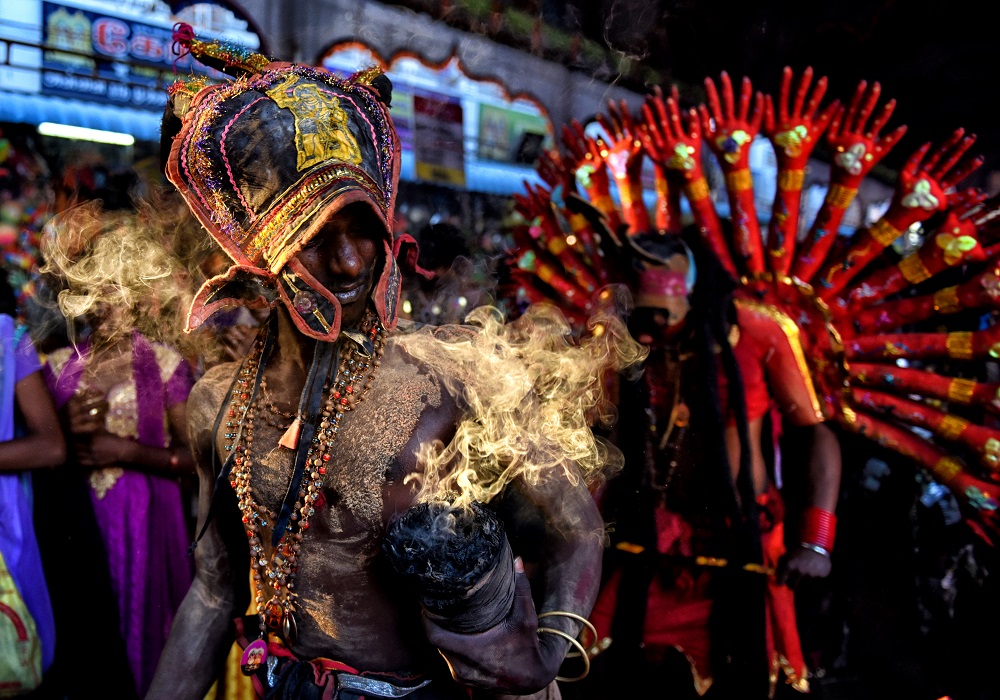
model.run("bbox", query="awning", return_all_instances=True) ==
[0,91,162,143]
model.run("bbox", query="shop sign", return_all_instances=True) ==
[40,1,221,110]
[412,92,465,186]
[478,103,548,164]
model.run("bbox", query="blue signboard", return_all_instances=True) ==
[40,1,221,110]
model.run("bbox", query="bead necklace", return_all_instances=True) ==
[259,378,296,430]
[645,348,691,497]
[226,312,387,653]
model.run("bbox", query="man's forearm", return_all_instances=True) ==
[145,578,235,699]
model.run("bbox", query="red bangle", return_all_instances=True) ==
[800,506,836,552]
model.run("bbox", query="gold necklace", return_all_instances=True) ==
[225,312,387,658]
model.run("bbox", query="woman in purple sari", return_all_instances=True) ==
[35,172,202,696]
[44,325,197,695]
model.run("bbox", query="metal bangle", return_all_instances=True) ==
[800,542,831,558]
[537,611,598,656]
[537,627,590,682]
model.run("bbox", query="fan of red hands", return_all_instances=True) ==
[535,66,984,235]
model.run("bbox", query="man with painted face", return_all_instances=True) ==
[562,225,842,699]
[147,27,611,700]
[503,186,840,696]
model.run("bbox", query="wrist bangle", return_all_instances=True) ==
[800,506,837,552]
[537,610,598,655]
[800,542,831,558]
[537,627,590,682]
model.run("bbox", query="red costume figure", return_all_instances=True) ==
[503,66,1000,698]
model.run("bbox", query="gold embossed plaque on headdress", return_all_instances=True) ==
[163,25,402,342]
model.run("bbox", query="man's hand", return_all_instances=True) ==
[777,546,832,588]
[424,558,569,695]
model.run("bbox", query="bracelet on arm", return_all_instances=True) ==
[799,542,831,558]
[537,627,590,682]
[537,610,598,656]
[800,506,837,553]
[536,610,597,682]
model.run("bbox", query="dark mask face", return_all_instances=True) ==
[166,64,402,342]
[627,234,697,345]
[293,203,385,330]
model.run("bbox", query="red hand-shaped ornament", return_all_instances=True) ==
[597,98,651,235]
[762,66,840,276]
[640,87,735,276]
[794,80,907,283]
[700,72,766,275]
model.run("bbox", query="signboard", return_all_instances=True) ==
[478,103,549,164]
[412,92,465,186]
[389,90,414,154]
[40,1,232,110]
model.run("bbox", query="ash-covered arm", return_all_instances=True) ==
[421,464,604,695]
[146,377,241,699]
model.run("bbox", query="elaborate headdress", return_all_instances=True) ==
[163,24,402,342]
[503,68,1000,544]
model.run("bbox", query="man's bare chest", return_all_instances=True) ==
[218,353,448,532]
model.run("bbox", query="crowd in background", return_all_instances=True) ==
[2,115,998,700]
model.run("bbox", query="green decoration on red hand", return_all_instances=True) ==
[699,71,764,172]
[763,66,840,170]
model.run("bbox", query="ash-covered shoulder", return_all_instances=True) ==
[389,319,491,388]
[393,317,480,344]
[187,361,240,440]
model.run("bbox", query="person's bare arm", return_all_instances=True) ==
[779,421,841,585]
[422,464,604,694]
[146,373,239,699]
[0,371,67,471]
[72,399,197,475]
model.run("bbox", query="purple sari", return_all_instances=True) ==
[45,332,195,696]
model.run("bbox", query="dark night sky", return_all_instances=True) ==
[602,0,997,183]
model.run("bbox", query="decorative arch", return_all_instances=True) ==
[317,39,553,135]
[167,0,270,56]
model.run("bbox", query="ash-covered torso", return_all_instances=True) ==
[198,336,460,670]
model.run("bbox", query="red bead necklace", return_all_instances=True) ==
[226,312,387,649]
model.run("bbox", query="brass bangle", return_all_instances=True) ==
[938,414,969,440]
[686,178,710,202]
[537,611,598,656]
[932,456,963,484]
[869,219,902,246]
[947,377,976,403]
[946,331,974,360]
[897,253,932,285]
[933,286,961,314]
[537,627,591,682]
[825,183,857,209]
